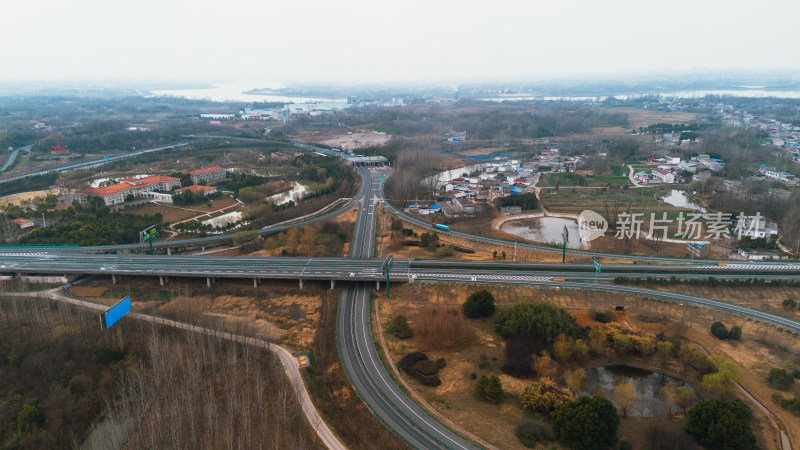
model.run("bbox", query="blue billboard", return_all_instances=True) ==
[101,296,131,329]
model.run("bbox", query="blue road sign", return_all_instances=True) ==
[100,296,131,329]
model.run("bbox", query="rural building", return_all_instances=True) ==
[733,216,778,239]
[12,218,34,229]
[188,167,227,185]
[651,168,675,184]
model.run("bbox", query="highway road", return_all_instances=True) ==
[0,145,30,173]
[337,168,478,449]
[0,143,192,185]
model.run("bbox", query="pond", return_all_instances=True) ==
[426,163,492,185]
[201,211,242,228]
[580,365,699,417]
[266,181,307,205]
[501,217,582,248]
[661,190,707,215]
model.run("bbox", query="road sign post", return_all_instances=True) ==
[140,225,158,255]
[593,257,602,282]
[687,243,700,260]
[382,255,394,300]
[100,296,131,351]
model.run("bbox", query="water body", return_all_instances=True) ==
[201,211,242,228]
[427,163,492,185]
[662,190,707,215]
[501,217,582,248]
[266,181,307,205]
[581,365,699,417]
[479,88,800,102]
[150,82,345,104]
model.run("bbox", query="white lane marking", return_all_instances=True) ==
[701,264,800,270]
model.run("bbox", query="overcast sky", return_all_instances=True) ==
[2,0,799,85]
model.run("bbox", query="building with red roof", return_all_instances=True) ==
[175,185,217,196]
[80,176,181,206]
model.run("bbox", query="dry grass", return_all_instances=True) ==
[377,282,797,449]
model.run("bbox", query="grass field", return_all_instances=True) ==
[541,172,630,187]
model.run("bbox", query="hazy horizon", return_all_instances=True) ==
[2,0,799,85]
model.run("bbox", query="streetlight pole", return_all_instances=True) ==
[42,213,45,227]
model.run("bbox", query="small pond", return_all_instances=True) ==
[661,190,707,216]
[501,217,582,248]
[580,365,700,417]
[201,211,242,228]
[266,181,307,205]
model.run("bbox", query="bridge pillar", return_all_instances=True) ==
[201,246,205,252]
[376,280,380,291]
[112,274,117,285]
[207,277,211,287]
[167,248,171,256]
[159,275,164,286]
[253,278,258,288]
[330,279,335,289]
[299,278,304,290]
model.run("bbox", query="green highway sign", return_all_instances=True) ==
[140,225,158,243]
[383,255,394,274]
[593,257,602,274]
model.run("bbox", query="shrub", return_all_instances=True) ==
[474,374,504,403]
[494,302,578,346]
[727,325,742,340]
[686,399,755,449]
[594,310,615,323]
[16,403,41,433]
[414,360,440,376]
[515,421,551,448]
[387,315,413,339]
[710,322,729,339]
[520,377,574,416]
[470,372,478,380]
[551,396,619,450]
[435,246,454,257]
[435,358,447,369]
[793,369,800,379]
[767,368,795,390]
[400,352,441,386]
[463,289,495,319]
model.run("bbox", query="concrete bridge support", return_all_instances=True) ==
[167,248,171,256]
[253,277,258,288]
[207,277,211,287]
[160,275,164,286]
[330,279,335,290]
[299,278,304,290]
[112,274,117,284]
[376,281,380,291]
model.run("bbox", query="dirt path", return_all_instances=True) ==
[683,338,791,450]
[7,289,345,450]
